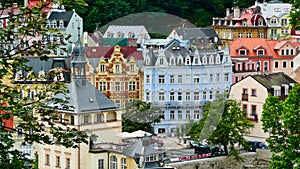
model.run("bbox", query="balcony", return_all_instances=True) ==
[241,93,248,101]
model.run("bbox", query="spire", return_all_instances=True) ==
[71,26,87,80]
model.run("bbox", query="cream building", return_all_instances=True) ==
[229,72,297,141]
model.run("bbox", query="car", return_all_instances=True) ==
[248,141,268,152]
[188,140,199,148]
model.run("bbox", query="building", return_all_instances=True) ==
[37,37,123,169]
[143,39,232,136]
[85,45,144,109]
[102,25,151,47]
[212,0,292,47]
[167,28,222,49]
[229,72,297,140]
[230,38,298,84]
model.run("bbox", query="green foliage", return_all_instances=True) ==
[122,100,163,134]
[0,1,88,168]
[262,84,300,169]
[288,0,300,30]
[189,94,253,161]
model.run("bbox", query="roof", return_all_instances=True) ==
[230,38,273,57]
[123,139,158,158]
[251,72,297,89]
[48,10,74,27]
[55,79,117,114]
[251,1,291,19]
[103,25,147,38]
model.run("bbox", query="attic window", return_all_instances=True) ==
[274,8,281,12]
[89,99,94,103]
[257,49,264,55]
[239,49,247,56]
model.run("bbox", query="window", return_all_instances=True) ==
[20,145,31,158]
[194,110,200,119]
[110,155,118,169]
[258,32,264,38]
[178,91,182,101]
[238,32,244,38]
[243,104,247,114]
[194,74,200,84]
[281,49,284,55]
[130,64,135,72]
[258,19,264,26]
[170,91,175,101]
[45,154,50,165]
[159,91,165,101]
[251,89,257,96]
[202,90,207,100]
[257,50,264,55]
[209,74,213,82]
[246,32,252,38]
[56,156,60,167]
[115,65,120,73]
[66,158,71,169]
[115,82,120,91]
[186,110,190,120]
[178,110,182,119]
[186,75,190,83]
[96,114,102,123]
[239,50,246,55]
[271,29,277,37]
[224,73,229,82]
[159,58,164,65]
[98,82,106,91]
[202,57,207,65]
[178,75,182,83]
[291,61,294,68]
[158,75,165,84]
[271,18,277,24]
[146,75,150,84]
[283,61,287,68]
[146,154,156,162]
[209,90,213,99]
[281,18,287,26]
[146,91,150,101]
[170,110,175,120]
[251,105,257,116]
[98,159,104,169]
[70,115,74,125]
[202,74,207,83]
[186,92,190,101]
[100,64,105,72]
[274,89,281,96]
[264,61,268,72]
[286,49,289,55]
[216,73,220,82]
[129,81,136,91]
[170,75,175,84]
[274,61,279,68]
[243,88,248,94]
[121,158,126,169]
[194,92,200,101]
[84,115,89,124]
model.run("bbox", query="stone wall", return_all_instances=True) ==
[167,151,270,169]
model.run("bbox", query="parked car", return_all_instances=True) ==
[248,141,268,152]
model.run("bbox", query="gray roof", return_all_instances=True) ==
[251,1,291,19]
[174,28,221,45]
[55,79,117,114]
[48,10,74,27]
[123,139,158,158]
[251,72,297,89]
[69,79,117,113]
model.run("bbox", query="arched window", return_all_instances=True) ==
[121,158,126,169]
[110,155,118,169]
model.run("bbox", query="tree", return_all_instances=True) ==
[288,0,300,30]
[261,84,300,169]
[122,100,163,134]
[0,1,88,168]
[189,94,253,161]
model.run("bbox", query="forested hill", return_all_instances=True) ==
[72,0,290,33]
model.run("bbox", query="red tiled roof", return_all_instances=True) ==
[128,51,143,60]
[230,38,272,57]
[86,46,141,59]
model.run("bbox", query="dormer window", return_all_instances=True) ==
[239,49,247,56]
[257,49,264,55]
[258,18,264,26]
[202,57,207,65]
[115,65,120,73]
[194,57,199,64]
[209,56,214,64]
[53,21,57,28]
[117,32,123,38]
[107,32,112,38]
[159,58,164,65]
[60,20,64,28]
[242,20,247,26]
[216,56,220,64]
[128,32,135,38]
[271,18,277,24]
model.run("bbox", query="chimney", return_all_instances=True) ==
[13,3,18,8]
[226,8,230,17]
[233,6,240,18]
[24,0,28,7]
